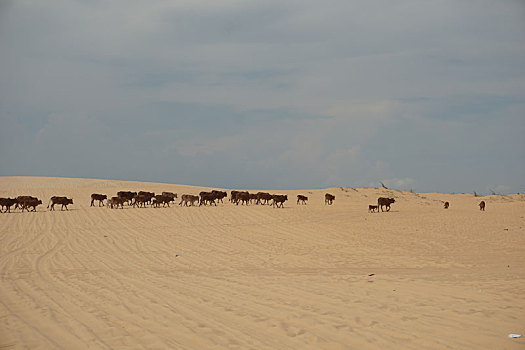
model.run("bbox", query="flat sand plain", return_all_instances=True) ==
[1,176,524,349]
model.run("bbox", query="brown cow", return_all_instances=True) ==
[133,194,151,208]
[0,198,18,213]
[108,196,126,209]
[479,201,485,211]
[91,193,107,207]
[368,205,378,212]
[272,194,288,208]
[235,191,250,206]
[377,197,395,212]
[211,190,227,203]
[14,196,38,210]
[325,193,335,205]
[256,192,273,205]
[47,196,73,211]
[20,198,42,212]
[199,191,217,206]
[230,190,240,203]
[117,191,137,205]
[297,195,308,205]
[444,201,449,209]
[138,191,155,205]
[179,194,199,207]
[153,195,172,207]
[162,192,178,203]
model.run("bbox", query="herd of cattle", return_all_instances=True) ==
[101,190,322,209]
[0,190,488,214]
[0,190,336,213]
[0,196,74,213]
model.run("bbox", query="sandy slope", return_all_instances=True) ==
[0,176,524,349]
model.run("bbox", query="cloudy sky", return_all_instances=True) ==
[1,0,524,193]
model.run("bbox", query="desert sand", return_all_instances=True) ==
[0,176,524,349]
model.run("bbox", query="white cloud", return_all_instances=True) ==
[0,0,524,192]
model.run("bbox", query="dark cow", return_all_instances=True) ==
[256,192,273,205]
[108,196,126,209]
[91,193,107,207]
[479,201,485,211]
[272,194,288,208]
[211,190,227,203]
[199,192,218,206]
[153,195,172,207]
[133,194,151,208]
[20,198,42,212]
[325,193,335,205]
[368,205,378,212]
[179,194,199,207]
[230,191,241,203]
[162,192,178,203]
[47,196,73,211]
[138,191,155,205]
[234,191,250,206]
[444,201,449,209]
[377,197,395,212]
[0,198,18,213]
[14,196,38,210]
[117,191,137,205]
[297,195,308,205]
[249,193,258,204]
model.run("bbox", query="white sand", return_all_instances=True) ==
[1,176,524,349]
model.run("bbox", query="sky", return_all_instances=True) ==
[1,0,524,194]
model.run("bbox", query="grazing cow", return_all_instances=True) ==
[249,193,258,204]
[444,201,449,209]
[47,196,74,211]
[211,190,227,203]
[179,194,199,207]
[368,205,378,212]
[91,193,107,207]
[20,198,42,212]
[0,198,18,213]
[325,193,335,205]
[256,192,273,205]
[297,195,308,205]
[108,196,126,209]
[272,194,288,208]
[377,197,395,212]
[479,201,485,211]
[117,191,137,205]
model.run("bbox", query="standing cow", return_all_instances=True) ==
[377,197,395,212]
[0,198,17,213]
[91,194,107,207]
[47,196,74,211]
[325,193,335,205]
[297,195,308,205]
[479,201,485,211]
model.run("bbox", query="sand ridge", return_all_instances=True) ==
[1,176,524,349]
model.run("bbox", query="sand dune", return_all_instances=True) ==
[1,176,524,349]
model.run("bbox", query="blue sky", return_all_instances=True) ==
[1,0,524,193]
